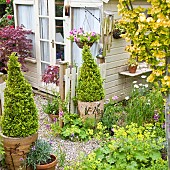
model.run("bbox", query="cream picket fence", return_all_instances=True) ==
[0,63,106,115]
[0,82,6,115]
[64,63,106,113]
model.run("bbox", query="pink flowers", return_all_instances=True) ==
[7,15,13,20]
[68,28,100,44]
[6,0,11,4]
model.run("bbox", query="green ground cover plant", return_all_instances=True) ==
[65,123,167,170]
[48,113,109,142]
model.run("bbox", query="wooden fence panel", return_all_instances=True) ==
[0,82,6,115]
[64,63,106,113]
[70,68,77,113]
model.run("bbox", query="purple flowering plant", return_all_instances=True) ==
[26,139,53,170]
[67,28,100,44]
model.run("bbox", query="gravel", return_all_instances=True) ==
[34,93,100,169]
[0,93,100,170]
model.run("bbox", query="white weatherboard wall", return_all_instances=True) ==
[103,0,150,100]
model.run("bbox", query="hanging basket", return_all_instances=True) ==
[76,42,94,49]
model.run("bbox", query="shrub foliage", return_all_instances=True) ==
[77,45,104,102]
[1,53,38,137]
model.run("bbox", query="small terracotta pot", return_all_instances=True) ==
[36,154,57,170]
[48,114,59,122]
[129,65,137,73]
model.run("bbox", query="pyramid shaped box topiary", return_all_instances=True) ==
[1,53,38,137]
[1,53,38,170]
[77,45,105,119]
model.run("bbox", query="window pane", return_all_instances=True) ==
[17,5,34,30]
[39,0,49,16]
[55,20,64,41]
[41,63,49,74]
[40,41,50,62]
[56,44,64,61]
[27,33,35,58]
[39,18,49,39]
[55,0,64,17]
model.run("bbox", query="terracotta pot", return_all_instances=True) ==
[36,154,57,170]
[76,42,94,49]
[129,65,137,73]
[113,29,121,39]
[1,133,38,170]
[78,100,104,120]
[48,114,59,122]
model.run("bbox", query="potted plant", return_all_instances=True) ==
[128,57,138,73]
[113,20,126,39]
[67,28,100,49]
[42,65,60,86]
[25,139,57,170]
[0,53,39,170]
[77,45,105,120]
[42,92,60,122]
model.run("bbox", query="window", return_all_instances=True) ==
[17,5,35,58]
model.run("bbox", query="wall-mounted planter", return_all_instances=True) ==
[113,29,122,39]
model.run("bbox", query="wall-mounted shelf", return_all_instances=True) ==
[119,68,152,77]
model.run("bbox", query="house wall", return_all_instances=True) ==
[103,0,150,100]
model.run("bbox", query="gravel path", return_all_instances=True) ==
[34,94,100,169]
[0,93,100,170]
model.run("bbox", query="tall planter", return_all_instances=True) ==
[1,133,38,170]
[1,53,39,169]
[77,45,105,120]
[78,100,104,120]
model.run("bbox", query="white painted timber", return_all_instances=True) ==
[0,82,6,114]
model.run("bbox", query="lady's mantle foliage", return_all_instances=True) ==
[77,45,104,102]
[1,53,38,137]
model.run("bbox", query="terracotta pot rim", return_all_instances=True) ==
[0,132,38,140]
[78,99,104,103]
[36,154,57,169]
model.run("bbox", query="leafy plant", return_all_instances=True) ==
[26,139,54,170]
[128,57,138,67]
[68,28,100,44]
[77,45,105,102]
[69,123,166,170]
[0,26,33,72]
[50,113,109,142]
[54,144,66,168]
[125,82,164,126]
[0,0,6,4]
[102,96,125,131]
[0,0,14,27]
[42,65,60,86]
[1,53,38,137]
[43,93,60,115]
[113,20,126,39]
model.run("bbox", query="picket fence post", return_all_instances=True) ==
[63,63,106,114]
[0,82,6,115]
